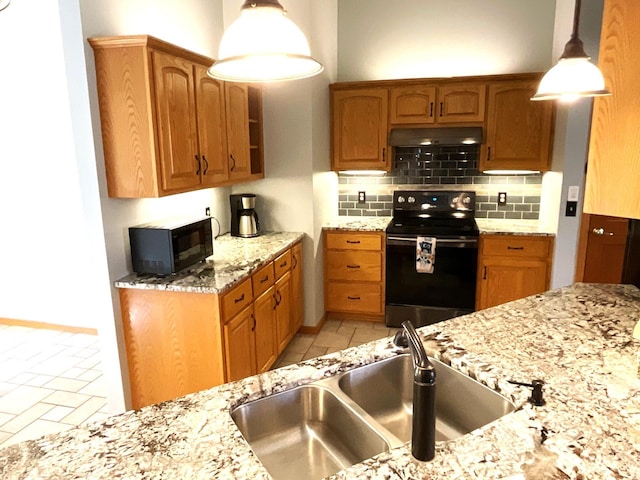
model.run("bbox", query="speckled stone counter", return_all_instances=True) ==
[3,283,640,479]
[477,219,556,236]
[323,216,391,232]
[114,231,304,294]
[324,216,555,237]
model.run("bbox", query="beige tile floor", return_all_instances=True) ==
[274,317,399,368]
[0,318,394,450]
[0,324,108,449]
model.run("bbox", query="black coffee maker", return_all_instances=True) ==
[230,193,260,237]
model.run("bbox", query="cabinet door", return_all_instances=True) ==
[254,287,277,373]
[194,65,228,186]
[584,0,640,219]
[223,305,256,382]
[437,84,486,123]
[151,51,201,192]
[332,88,389,171]
[476,258,549,310]
[480,81,554,172]
[274,271,293,354]
[225,83,252,180]
[291,242,304,331]
[389,86,436,124]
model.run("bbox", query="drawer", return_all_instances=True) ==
[326,282,382,314]
[274,249,292,279]
[481,235,552,259]
[221,278,253,321]
[326,250,382,282]
[325,232,383,251]
[252,262,275,297]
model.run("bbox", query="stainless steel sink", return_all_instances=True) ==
[231,384,389,480]
[338,354,516,442]
[231,354,516,480]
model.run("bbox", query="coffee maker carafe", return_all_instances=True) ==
[230,193,260,238]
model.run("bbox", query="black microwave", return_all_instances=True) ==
[129,217,213,275]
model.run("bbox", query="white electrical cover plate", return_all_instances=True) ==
[568,185,580,202]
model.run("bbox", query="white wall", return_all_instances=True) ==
[0,0,103,329]
[338,0,556,81]
[77,0,230,411]
[224,0,338,327]
[548,0,605,288]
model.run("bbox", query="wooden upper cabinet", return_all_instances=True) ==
[152,51,201,192]
[194,65,228,186]
[389,86,437,124]
[225,83,252,181]
[585,0,640,220]
[437,84,486,123]
[331,88,389,171]
[389,84,485,125]
[480,80,554,172]
[88,35,263,198]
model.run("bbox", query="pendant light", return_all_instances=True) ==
[531,0,610,102]
[207,0,323,83]
[0,0,11,12]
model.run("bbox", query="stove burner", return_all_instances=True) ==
[386,190,479,238]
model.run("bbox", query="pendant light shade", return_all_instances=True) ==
[207,0,323,83]
[532,0,610,102]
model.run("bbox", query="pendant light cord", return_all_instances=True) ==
[571,0,582,41]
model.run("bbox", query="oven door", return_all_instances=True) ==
[385,235,478,328]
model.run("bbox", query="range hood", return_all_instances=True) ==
[389,127,483,147]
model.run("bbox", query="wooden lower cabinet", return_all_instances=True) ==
[274,271,293,353]
[120,242,303,409]
[324,231,385,318]
[119,288,225,410]
[291,242,304,330]
[476,235,554,310]
[253,287,277,373]
[223,305,256,383]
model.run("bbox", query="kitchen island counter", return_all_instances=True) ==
[2,283,640,479]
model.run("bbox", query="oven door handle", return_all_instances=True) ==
[386,236,478,247]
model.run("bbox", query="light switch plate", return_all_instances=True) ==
[568,185,580,202]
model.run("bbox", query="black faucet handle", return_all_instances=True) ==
[393,329,408,347]
[508,379,546,406]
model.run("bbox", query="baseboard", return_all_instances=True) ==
[298,313,327,335]
[326,312,385,323]
[0,317,98,335]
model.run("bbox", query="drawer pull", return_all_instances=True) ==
[234,293,245,303]
[346,264,361,269]
[251,314,256,332]
[280,260,288,268]
[260,275,269,284]
[346,240,361,244]
[507,246,524,250]
[483,266,487,280]
[347,296,361,301]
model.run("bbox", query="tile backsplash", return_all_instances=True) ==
[338,145,542,220]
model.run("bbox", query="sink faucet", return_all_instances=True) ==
[395,321,437,461]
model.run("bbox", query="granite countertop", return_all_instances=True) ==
[324,216,555,236]
[3,283,640,479]
[114,231,304,294]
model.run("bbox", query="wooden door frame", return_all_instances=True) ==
[574,213,591,282]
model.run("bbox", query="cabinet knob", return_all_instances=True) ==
[592,227,613,236]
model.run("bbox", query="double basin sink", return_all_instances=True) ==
[231,354,516,480]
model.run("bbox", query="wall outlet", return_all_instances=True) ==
[357,191,366,204]
[497,192,507,206]
[205,207,211,217]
